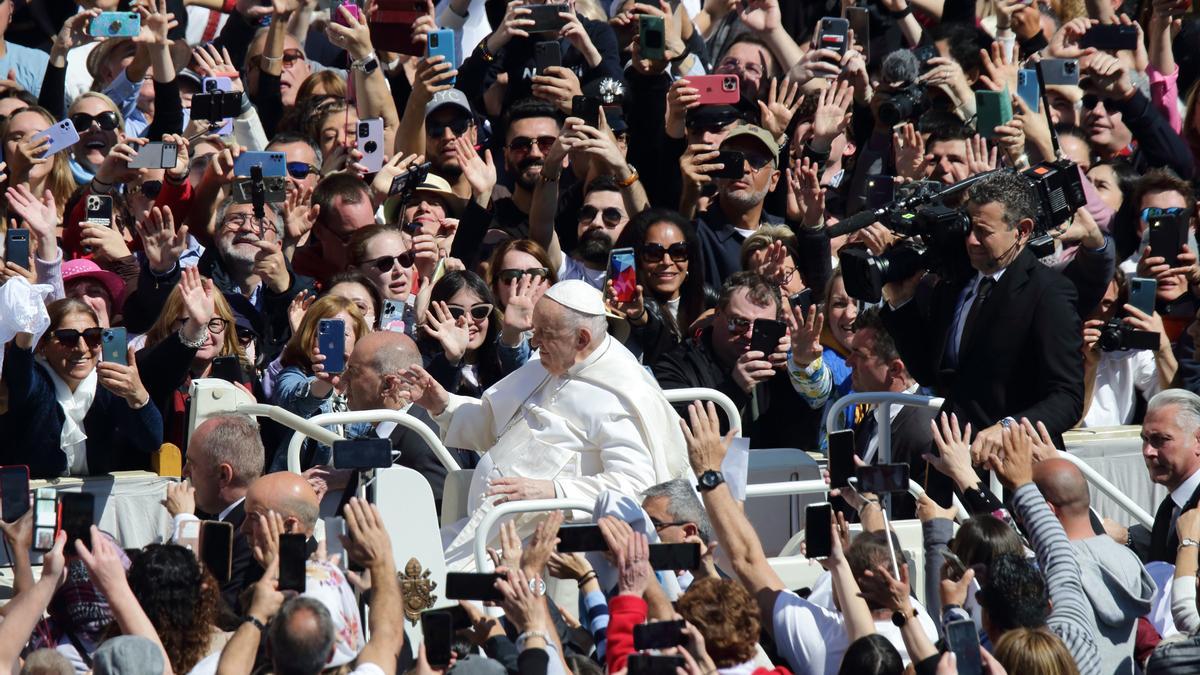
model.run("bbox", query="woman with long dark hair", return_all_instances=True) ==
[420,270,504,397]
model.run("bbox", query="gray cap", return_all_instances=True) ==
[424,89,473,120]
[93,636,165,675]
[449,654,508,675]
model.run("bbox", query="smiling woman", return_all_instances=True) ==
[419,270,504,398]
[68,92,123,176]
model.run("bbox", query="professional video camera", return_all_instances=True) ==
[877,46,938,126]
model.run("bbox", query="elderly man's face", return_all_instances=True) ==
[217,203,279,270]
[530,300,584,376]
[1142,404,1200,490]
[642,495,688,544]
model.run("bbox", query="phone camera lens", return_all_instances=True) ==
[108,21,121,34]
[722,78,736,91]
[430,34,439,47]
[359,123,369,136]
[364,141,378,153]
[1066,62,1077,73]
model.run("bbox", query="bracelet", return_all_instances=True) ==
[244,615,268,631]
[618,166,640,188]
[476,40,496,63]
[517,630,554,646]
[178,325,210,349]
[577,571,598,587]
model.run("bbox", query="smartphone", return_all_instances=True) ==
[100,327,127,365]
[210,355,247,385]
[691,74,740,105]
[389,161,431,196]
[317,318,347,374]
[866,174,895,209]
[424,605,472,630]
[945,619,984,675]
[846,7,869,61]
[445,572,504,601]
[369,1,425,56]
[648,542,701,570]
[526,3,569,33]
[90,11,140,37]
[200,521,234,583]
[856,463,910,494]
[534,40,561,75]
[191,92,241,122]
[608,247,637,304]
[1040,58,1080,86]
[556,524,608,553]
[1079,24,1139,51]
[789,288,814,316]
[332,438,392,470]
[1148,213,1189,268]
[57,492,95,550]
[627,654,685,675]
[426,28,456,85]
[356,118,385,174]
[942,549,967,579]
[805,502,834,559]
[1129,276,1157,316]
[975,90,1013,139]
[750,318,787,355]
[31,119,81,157]
[278,532,308,592]
[85,194,114,227]
[639,14,665,61]
[817,17,850,58]
[33,488,57,551]
[0,465,30,523]
[633,620,686,651]
[202,76,233,94]
[422,611,454,667]
[711,150,745,179]
[5,228,29,268]
[130,141,180,170]
[572,95,601,128]
[234,151,286,178]
[1017,69,1040,112]
[828,429,856,490]
[380,298,406,332]
[333,0,363,26]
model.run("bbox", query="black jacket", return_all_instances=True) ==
[200,500,262,615]
[386,407,478,516]
[693,203,833,292]
[1130,479,1200,564]
[853,405,954,518]
[882,248,1084,445]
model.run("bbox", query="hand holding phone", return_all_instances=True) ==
[278,532,308,592]
[317,319,347,374]
[805,502,834,559]
[608,248,637,304]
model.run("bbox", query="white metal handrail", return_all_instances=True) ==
[746,478,969,521]
[663,388,742,434]
[825,392,945,465]
[284,409,462,474]
[473,498,595,571]
[1058,452,1153,528]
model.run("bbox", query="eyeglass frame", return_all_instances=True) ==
[447,303,494,322]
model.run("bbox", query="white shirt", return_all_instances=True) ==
[172,497,246,541]
[1081,349,1160,428]
[1171,468,1200,510]
[948,270,1006,367]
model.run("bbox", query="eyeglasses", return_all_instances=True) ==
[52,327,103,347]
[718,57,764,78]
[281,49,306,67]
[70,111,119,132]
[640,242,689,263]
[129,180,163,199]
[1141,207,1187,221]
[448,303,494,321]
[507,136,556,153]
[427,117,474,137]
[579,205,625,227]
[176,317,228,334]
[650,518,689,531]
[221,213,269,231]
[497,267,551,283]
[362,252,414,272]
[725,316,754,334]
[1081,94,1100,110]
[286,162,319,179]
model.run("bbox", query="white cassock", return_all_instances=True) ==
[434,334,690,569]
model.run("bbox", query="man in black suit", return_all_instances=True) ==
[881,171,1084,462]
[163,414,264,613]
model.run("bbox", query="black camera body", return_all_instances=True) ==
[879,84,926,127]
[1098,318,1160,352]
[1023,160,1087,234]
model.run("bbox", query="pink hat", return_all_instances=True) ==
[62,258,127,312]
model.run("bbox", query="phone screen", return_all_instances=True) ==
[633,620,685,651]
[422,611,454,666]
[628,654,686,675]
[1148,214,1188,268]
[856,463,910,494]
[946,619,983,675]
[332,439,392,470]
[556,525,608,553]
[201,521,234,583]
[58,492,95,550]
[805,503,834,559]
[0,466,29,523]
[608,248,637,304]
[445,572,504,601]
[827,430,856,489]
[278,533,308,592]
[866,175,895,209]
[648,543,700,570]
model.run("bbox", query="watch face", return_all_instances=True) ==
[700,471,720,488]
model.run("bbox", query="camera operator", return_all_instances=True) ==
[1081,270,1178,427]
[881,171,1084,458]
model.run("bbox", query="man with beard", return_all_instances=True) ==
[199,197,314,363]
[423,89,478,201]
[530,171,633,289]
[490,98,562,239]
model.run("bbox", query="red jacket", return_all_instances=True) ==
[63,178,192,260]
[605,595,647,673]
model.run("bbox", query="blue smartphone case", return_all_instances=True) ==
[317,319,346,373]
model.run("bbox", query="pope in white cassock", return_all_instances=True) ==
[397,280,690,568]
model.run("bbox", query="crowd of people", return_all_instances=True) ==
[5,0,1200,672]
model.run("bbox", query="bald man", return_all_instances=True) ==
[1034,458,1155,675]
[241,472,321,541]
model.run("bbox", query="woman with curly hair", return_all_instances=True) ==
[126,544,225,674]
[676,578,762,671]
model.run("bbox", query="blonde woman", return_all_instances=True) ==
[1,106,77,223]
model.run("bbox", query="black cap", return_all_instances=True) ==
[222,293,263,338]
[603,106,628,135]
[685,104,741,129]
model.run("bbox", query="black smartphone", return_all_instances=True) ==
[4,228,29,267]
[817,17,850,57]
[556,524,608,553]
[389,161,431,197]
[633,620,686,651]
[1079,24,1139,51]
[534,40,561,74]
[425,605,472,630]
[711,150,745,179]
[332,438,392,470]
[200,520,234,583]
[57,492,95,550]
[571,95,601,128]
[210,355,246,385]
[945,619,983,675]
[846,6,869,60]
[648,543,700,570]
[1148,213,1189,268]
[85,194,114,227]
[805,502,834,559]
[788,288,814,316]
[526,3,568,33]
[866,174,895,209]
[278,532,308,592]
[422,610,454,667]
[856,463,910,494]
[191,92,240,122]
[628,654,685,675]
[827,429,856,489]
[750,318,787,355]
[446,572,504,601]
[0,465,29,523]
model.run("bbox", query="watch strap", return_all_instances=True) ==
[244,615,267,630]
[1181,538,1200,549]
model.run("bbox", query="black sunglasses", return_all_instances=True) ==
[507,135,556,152]
[52,327,103,347]
[286,162,319,179]
[641,242,689,263]
[1081,94,1100,110]
[742,152,773,170]
[579,205,625,226]
[362,252,414,272]
[70,111,119,132]
[497,267,551,283]
[448,303,493,321]
[130,180,163,199]
[427,117,474,137]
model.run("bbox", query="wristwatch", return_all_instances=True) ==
[1181,539,1200,550]
[697,470,725,492]
[528,577,547,596]
[244,615,267,631]
[891,606,919,627]
[352,54,379,74]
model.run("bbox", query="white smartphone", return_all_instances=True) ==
[32,119,81,157]
[357,117,385,173]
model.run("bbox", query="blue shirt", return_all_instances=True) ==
[0,41,49,97]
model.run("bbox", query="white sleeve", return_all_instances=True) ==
[1172,575,1200,635]
[347,664,387,675]
[434,393,499,453]
[554,410,658,503]
[771,590,846,675]
[171,513,201,542]
[1134,349,1162,398]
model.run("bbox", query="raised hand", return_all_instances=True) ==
[136,206,188,274]
[370,152,425,203]
[893,122,926,182]
[134,0,176,46]
[531,65,583,114]
[926,412,979,490]
[809,79,853,153]
[604,279,646,325]
[53,9,102,53]
[161,479,196,517]
[558,7,601,66]
[1019,417,1059,463]
[786,157,824,227]
[616,530,652,597]
[97,345,151,407]
[424,300,471,363]
[411,56,457,106]
[520,510,564,577]
[282,184,316,248]
[453,135,496,205]
[192,43,243,93]
[340,497,393,568]
[503,273,548,334]
[788,303,824,369]
[396,364,450,415]
[6,185,59,244]
[680,400,735,474]
[486,0,533,52]
[326,3,375,60]
[988,423,1034,490]
[251,237,290,293]
[978,41,1018,93]
[757,77,802,141]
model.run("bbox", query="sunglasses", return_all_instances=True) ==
[641,242,689,263]
[497,267,551,283]
[1141,207,1187,221]
[740,152,774,171]
[129,180,163,199]
[363,252,414,272]
[52,327,103,347]
[70,111,120,132]
[507,135,556,153]
[427,117,474,137]
[579,205,625,227]
[286,162,319,179]
[1081,94,1100,110]
[448,303,494,321]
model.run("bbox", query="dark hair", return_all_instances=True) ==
[428,271,503,389]
[717,33,777,78]
[1091,158,1140,259]
[0,87,36,106]
[39,298,99,351]
[926,122,973,147]
[584,175,621,197]
[978,553,1049,632]
[927,23,991,76]
[1133,167,1195,211]
[269,596,336,675]
[851,307,899,364]
[126,544,220,674]
[918,110,971,136]
[327,268,384,326]
[502,98,561,140]
[620,208,709,335]
[312,173,371,228]
[950,515,1024,569]
[267,131,322,161]
[837,635,903,675]
[346,224,406,268]
[967,171,1039,229]
[717,271,779,318]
